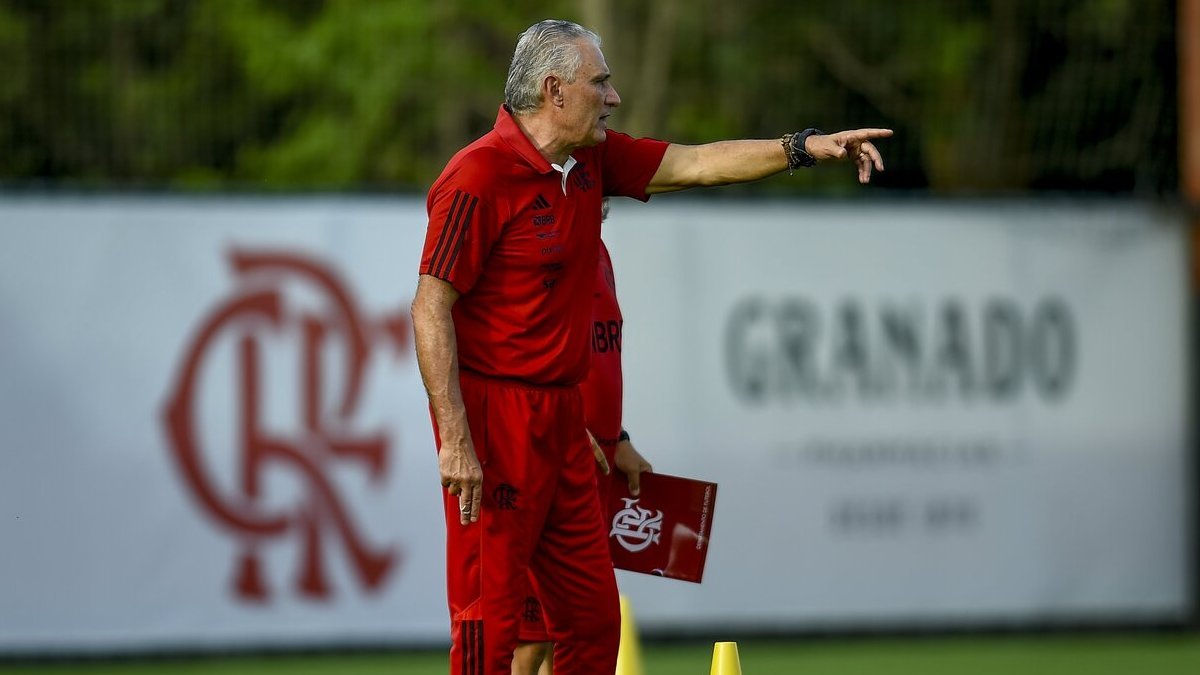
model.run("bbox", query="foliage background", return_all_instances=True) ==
[0,0,1180,195]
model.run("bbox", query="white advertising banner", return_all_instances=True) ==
[604,199,1190,631]
[0,197,443,653]
[0,196,1190,653]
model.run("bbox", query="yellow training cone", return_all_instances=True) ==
[615,595,644,675]
[710,641,742,675]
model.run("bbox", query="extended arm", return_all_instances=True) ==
[411,274,482,525]
[646,128,893,194]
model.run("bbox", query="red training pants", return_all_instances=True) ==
[435,372,620,675]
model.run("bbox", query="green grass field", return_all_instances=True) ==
[5,635,1200,675]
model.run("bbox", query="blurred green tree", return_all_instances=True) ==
[0,0,1177,194]
[215,0,577,187]
[587,0,1174,193]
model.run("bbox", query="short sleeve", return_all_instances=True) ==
[598,131,670,201]
[420,182,499,295]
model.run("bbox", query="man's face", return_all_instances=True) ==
[558,39,621,147]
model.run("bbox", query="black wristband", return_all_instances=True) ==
[782,128,823,172]
[618,429,631,443]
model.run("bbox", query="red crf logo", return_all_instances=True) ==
[162,249,409,601]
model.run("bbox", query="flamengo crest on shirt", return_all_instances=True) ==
[609,497,664,553]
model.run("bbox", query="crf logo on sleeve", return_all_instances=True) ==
[162,250,411,602]
[609,498,664,553]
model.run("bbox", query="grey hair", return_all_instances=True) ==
[504,19,601,115]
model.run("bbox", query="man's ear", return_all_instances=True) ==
[543,75,564,107]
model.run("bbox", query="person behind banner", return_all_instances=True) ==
[411,18,890,675]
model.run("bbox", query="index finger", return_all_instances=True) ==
[468,481,482,523]
[844,128,893,142]
[627,471,642,497]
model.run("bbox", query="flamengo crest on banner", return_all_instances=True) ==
[161,249,411,602]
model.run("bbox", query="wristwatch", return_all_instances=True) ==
[782,128,823,171]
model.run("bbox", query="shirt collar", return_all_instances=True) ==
[551,156,578,196]
[494,104,557,175]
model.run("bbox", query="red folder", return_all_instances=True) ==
[606,471,718,583]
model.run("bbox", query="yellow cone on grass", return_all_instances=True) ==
[615,594,644,675]
[710,641,742,675]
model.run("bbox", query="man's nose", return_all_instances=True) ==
[606,83,621,107]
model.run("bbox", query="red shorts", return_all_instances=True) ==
[436,372,620,674]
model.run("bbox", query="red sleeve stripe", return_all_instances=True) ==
[428,190,478,279]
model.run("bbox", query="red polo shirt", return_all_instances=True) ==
[421,105,668,386]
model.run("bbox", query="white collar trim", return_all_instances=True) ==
[550,156,578,195]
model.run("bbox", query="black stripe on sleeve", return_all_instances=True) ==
[441,194,478,277]
[434,192,480,278]
[427,190,464,277]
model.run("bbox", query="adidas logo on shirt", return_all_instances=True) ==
[531,194,551,210]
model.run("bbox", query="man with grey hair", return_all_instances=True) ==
[412,18,890,675]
